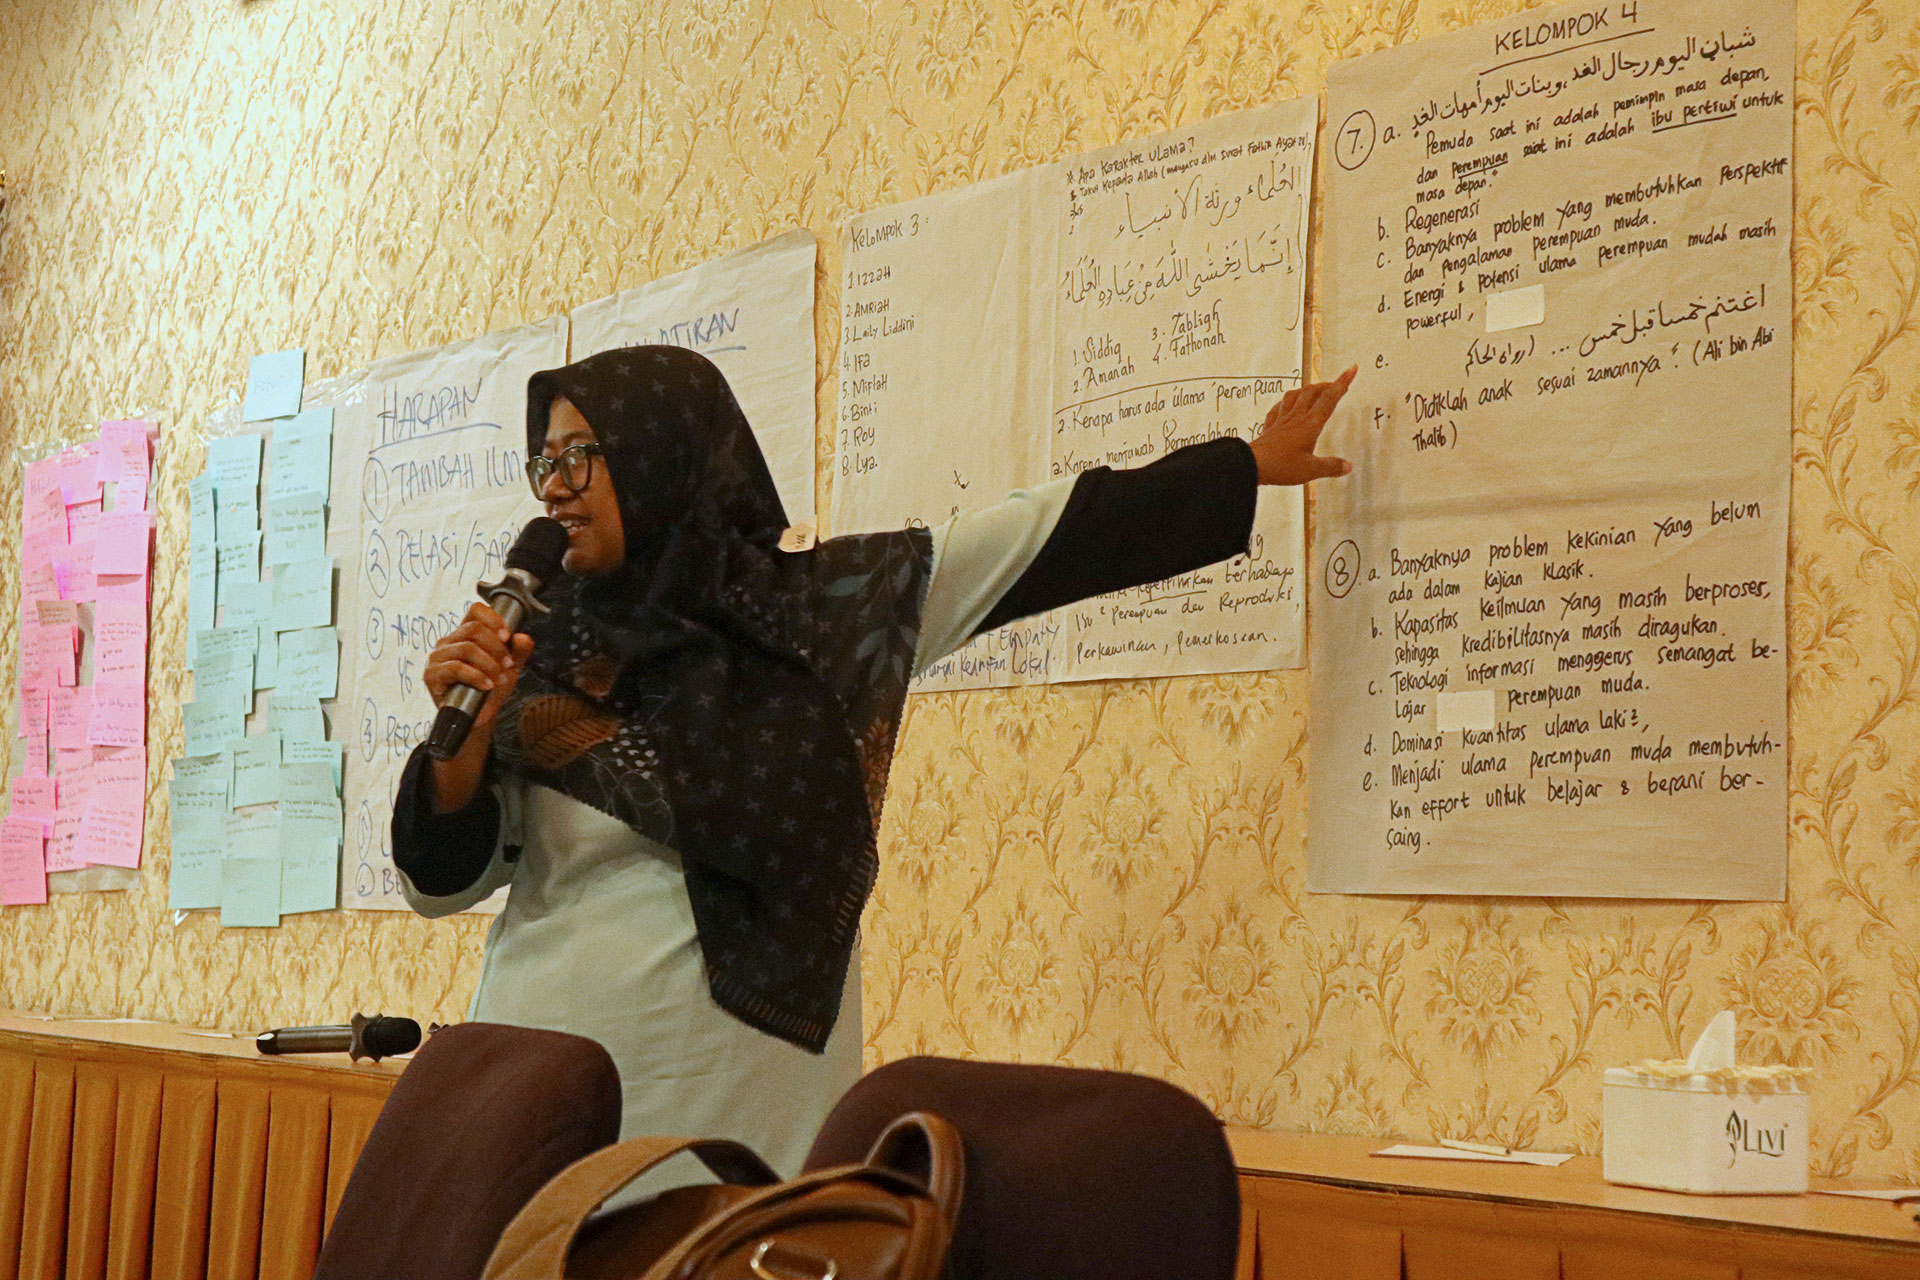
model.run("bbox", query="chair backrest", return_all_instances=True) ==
[802,1056,1240,1280]
[313,1022,622,1280]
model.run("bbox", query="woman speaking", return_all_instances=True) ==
[392,345,1353,1176]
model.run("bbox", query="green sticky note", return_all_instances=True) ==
[215,487,259,549]
[255,626,278,691]
[279,761,338,808]
[207,434,262,495]
[220,808,282,928]
[188,475,217,662]
[268,409,334,502]
[279,806,340,915]
[264,492,327,565]
[222,579,273,630]
[281,737,343,790]
[216,536,260,609]
[269,697,326,743]
[192,631,256,707]
[271,556,334,632]
[230,732,283,808]
[182,698,246,758]
[276,627,338,699]
[243,350,304,422]
[167,830,223,911]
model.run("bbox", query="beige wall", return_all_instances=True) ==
[2,0,1917,1178]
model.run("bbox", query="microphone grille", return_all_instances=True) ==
[361,1015,423,1059]
[506,516,570,580]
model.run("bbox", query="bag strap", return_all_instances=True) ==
[863,1111,965,1224]
[483,1136,781,1280]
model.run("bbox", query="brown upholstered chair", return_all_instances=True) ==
[803,1056,1240,1280]
[313,1022,622,1280]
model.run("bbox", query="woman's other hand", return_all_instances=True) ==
[1249,366,1356,485]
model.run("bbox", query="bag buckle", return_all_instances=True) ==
[749,1238,838,1280]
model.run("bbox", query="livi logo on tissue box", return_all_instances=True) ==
[1726,1107,1794,1166]
[1602,1012,1811,1195]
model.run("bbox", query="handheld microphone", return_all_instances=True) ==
[426,516,570,761]
[256,1013,423,1062]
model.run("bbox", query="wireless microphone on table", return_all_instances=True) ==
[426,516,570,761]
[256,1013,423,1062]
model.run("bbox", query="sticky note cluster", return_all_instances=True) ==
[175,353,345,926]
[3,421,155,905]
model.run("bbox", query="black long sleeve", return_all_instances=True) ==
[390,743,506,899]
[975,436,1260,636]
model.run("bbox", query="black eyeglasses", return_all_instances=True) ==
[525,443,604,499]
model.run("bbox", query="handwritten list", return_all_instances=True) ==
[1310,0,1793,897]
[833,96,1317,687]
[331,319,566,910]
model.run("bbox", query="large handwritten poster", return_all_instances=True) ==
[834,96,1317,688]
[571,229,820,526]
[1310,0,1792,898]
[335,318,566,909]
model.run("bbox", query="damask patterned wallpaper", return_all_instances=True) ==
[2,0,1916,1177]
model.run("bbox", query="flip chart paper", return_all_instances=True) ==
[1310,0,1794,898]
[331,317,565,909]
[571,229,819,525]
[243,349,305,421]
[834,97,1317,686]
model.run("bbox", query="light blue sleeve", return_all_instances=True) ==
[397,774,524,917]
[912,476,1076,677]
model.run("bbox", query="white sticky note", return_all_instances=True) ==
[1436,690,1498,732]
[1485,284,1545,333]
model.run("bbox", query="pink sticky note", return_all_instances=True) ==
[49,686,92,751]
[18,688,48,742]
[92,599,149,685]
[47,749,94,874]
[78,745,145,869]
[20,624,77,689]
[19,731,48,781]
[94,570,149,611]
[67,502,103,548]
[100,422,153,511]
[93,509,151,577]
[23,460,65,537]
[86,683,145,749]
[9,776,57,836]
[53,541,97,602]
[0,817,49,905]
[60,447,101,506]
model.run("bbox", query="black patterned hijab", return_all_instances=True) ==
[490,346,932,1052]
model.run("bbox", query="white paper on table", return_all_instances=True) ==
[1373,1144,1575,1168]
[1813,1188,1920,1202]
[570,229,819,527]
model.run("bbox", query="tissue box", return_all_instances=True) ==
[1602,1067,1808,1194]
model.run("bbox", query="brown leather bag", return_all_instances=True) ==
[484,1112,964,1280]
